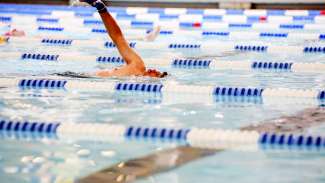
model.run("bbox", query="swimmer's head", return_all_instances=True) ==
[144,69,168,78]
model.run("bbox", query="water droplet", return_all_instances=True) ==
[189,110,196,115]
[32,157,46,164]
[73,144,81,148]
[101,150,116,157]
[21,156,34,164]
[154,105,161,109]
[4,166,19,174]
[77,149,90,157]
[214,113,224,119]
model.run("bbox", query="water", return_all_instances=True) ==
[0,5,325,183]
[140,150,325,183]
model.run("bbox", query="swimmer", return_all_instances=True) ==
[0,28,25,44]
[80,0,167,78]
[3,26,161,42]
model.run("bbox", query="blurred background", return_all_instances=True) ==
[0,0,324,9]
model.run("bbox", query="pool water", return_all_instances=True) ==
[0,4,325,183]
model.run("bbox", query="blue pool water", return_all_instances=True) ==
[0,4,325,183]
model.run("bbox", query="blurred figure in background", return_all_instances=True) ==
[0,29,25,44]
[4,29,25,37]
[0,26,160,43]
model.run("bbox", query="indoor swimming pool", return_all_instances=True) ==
[0,3,325,183]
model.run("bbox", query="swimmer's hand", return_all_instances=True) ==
[79,0,108,13]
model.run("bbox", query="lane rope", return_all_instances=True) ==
[0,78,324,101]
[0,119,324,150]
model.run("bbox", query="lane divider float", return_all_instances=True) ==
[0,119,324,150]
[1,5,325,17]
[7,38,325,55]
[0,78,324,101]
[3,14,325,24]
[10,20,325,30]
[2,52,325,74]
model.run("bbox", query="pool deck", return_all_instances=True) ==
[78,107,325,183]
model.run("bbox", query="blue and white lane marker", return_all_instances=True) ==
[1,6,325,17]
[0,5,322,15]
[173,59,325,74]
[3,14,325,24]
[91,28,325,41]
[118,8,323,17]
[2,52,325,74]
[7,38,325,55]
[8,20,325,32]
[0,119,324,150]
[0,78,324,101]
[8,29,325,41]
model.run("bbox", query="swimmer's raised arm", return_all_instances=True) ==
[99,11,145,67]
[81,0,144,70]
[81,0,167,78]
